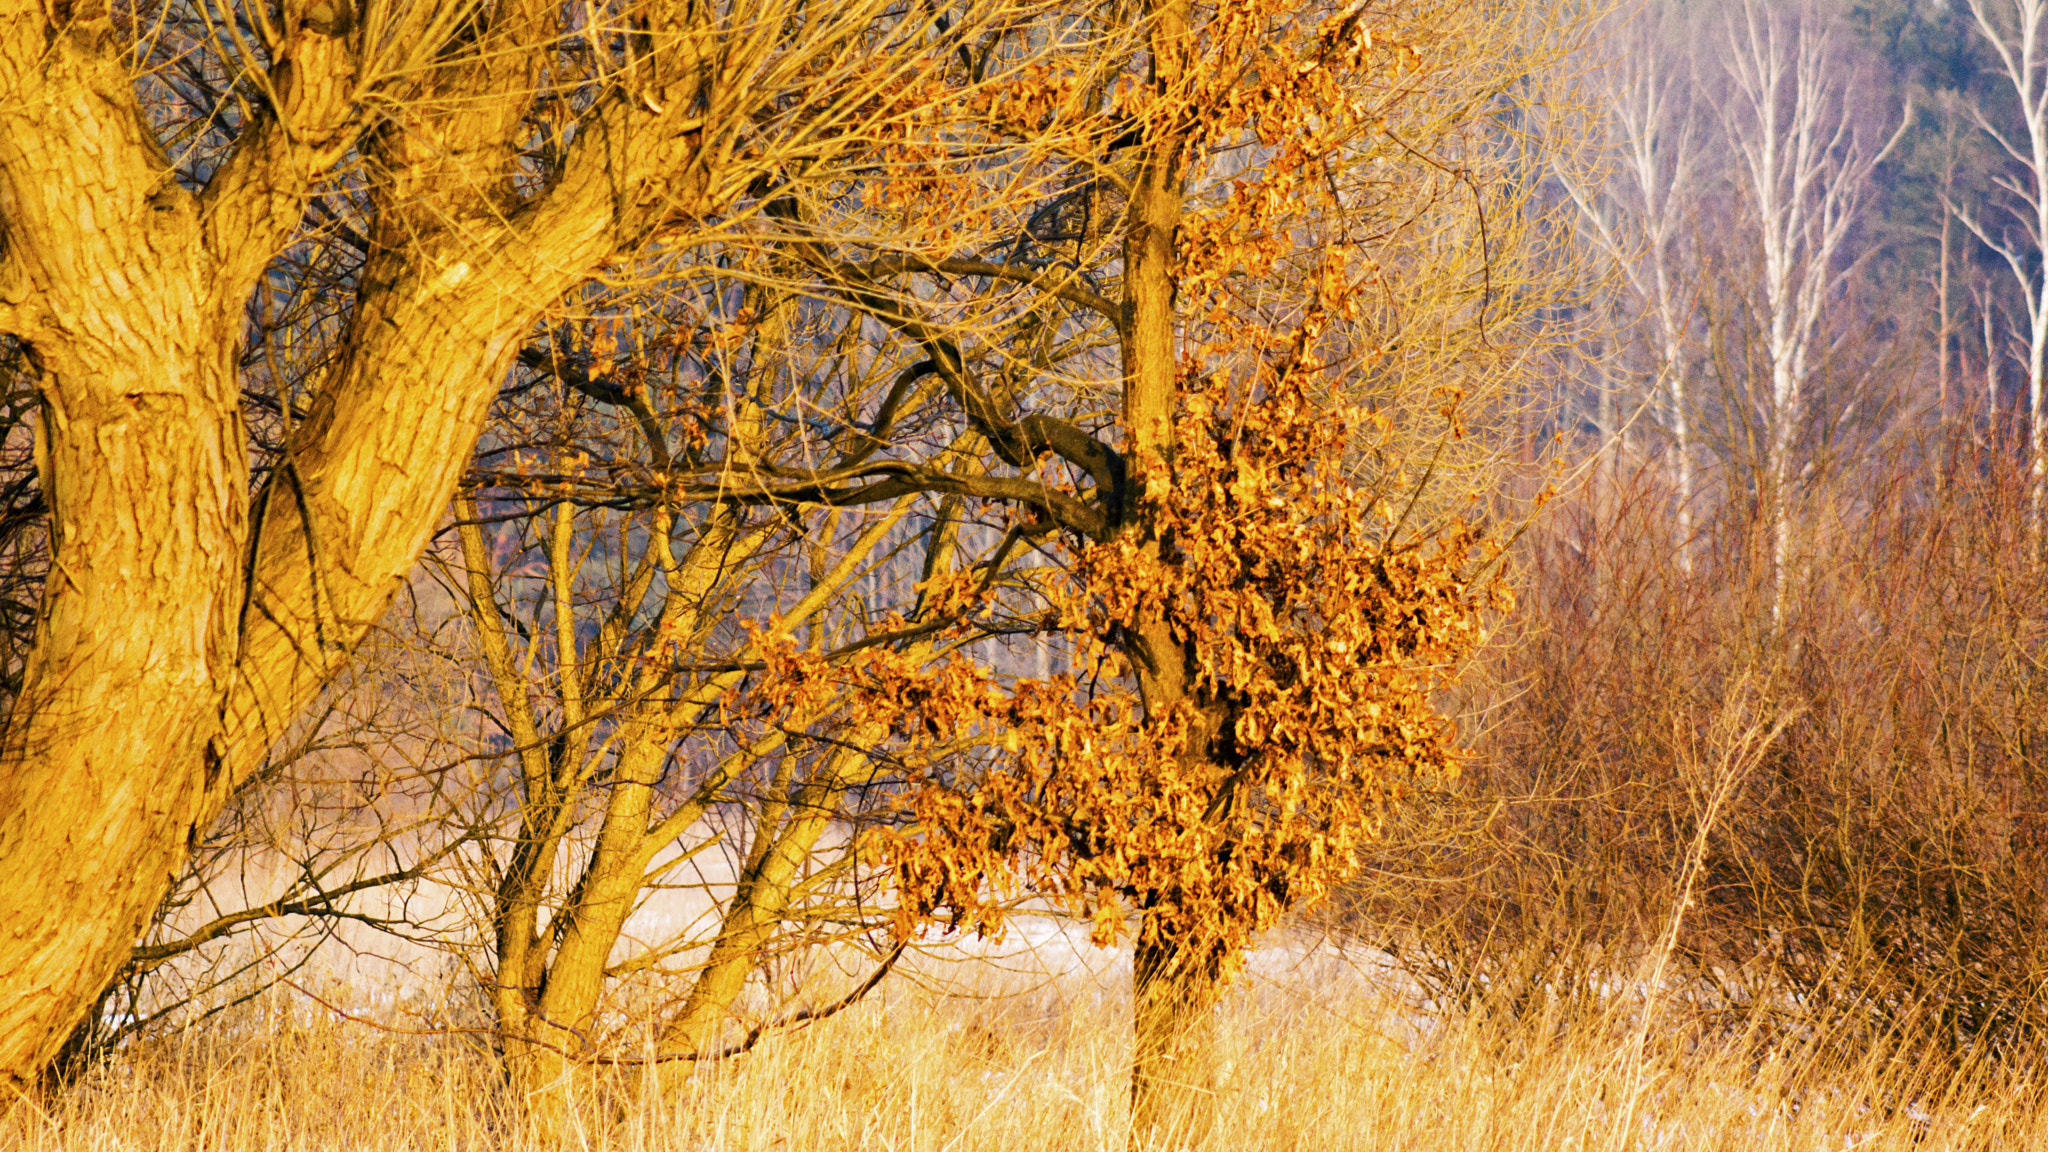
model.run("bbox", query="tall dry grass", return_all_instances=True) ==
[5,950,2042,1152]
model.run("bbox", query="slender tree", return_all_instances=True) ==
[1554,5,1704,572]
[1719,0,1903,624]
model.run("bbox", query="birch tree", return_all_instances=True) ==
[1554,6,1702,571]
[1720,0,1903,624]
[1960,0,2048,545]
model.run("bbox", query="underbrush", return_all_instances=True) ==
[1347,425,2048,1063]
[21,432,2048,1150]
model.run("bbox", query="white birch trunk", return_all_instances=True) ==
[1963,0,2048,551]
[1722,2,1899,628]
[1554,9,1700,572]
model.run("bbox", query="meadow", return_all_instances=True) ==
[8,934,2043,1152]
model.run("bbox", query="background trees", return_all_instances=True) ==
[1552,3,1702,571]
[1959,0,2048,542]
[1323,0,2048,1069]
[1720,0,1903,623]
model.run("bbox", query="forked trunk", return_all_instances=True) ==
[501,1019,599,1145]
[493,758,662,1140]
[493,838,654,1143]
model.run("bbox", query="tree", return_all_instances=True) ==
[1553,4,1703,572]
[1718,0,1903,624]
[838,379,1518,1144]
[1960,0,2048,546]
[618,0,1581,1139]
[0,0,1575,1124]
[0,0,1034,1090]
[436,275,1024,1132]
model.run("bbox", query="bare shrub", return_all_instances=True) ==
[1346,416,2048,1060]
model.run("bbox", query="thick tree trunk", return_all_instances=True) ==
[0,373,243,1092]
[0,0,633,1087]
[0,113,572,1115]
[0,6,258,1087]
[0,240,573,1094]
[218,251,558,772]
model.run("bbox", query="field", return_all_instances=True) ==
[8,936,2042,1152]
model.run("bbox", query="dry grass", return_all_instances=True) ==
[6,945,2043,1152]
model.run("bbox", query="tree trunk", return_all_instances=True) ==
[1111,5,1223,1145]
[498,1008,595,1145]
[0,231,576,1093]
[0,368,243,1090]
[659,760,852,1059]
[0,8,257,1086]
[0,0,640,1087]
[1130,934,1225,1150]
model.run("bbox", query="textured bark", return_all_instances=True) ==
[1117,0,1190,484]
[1116,0,1194,728]
[0,0,357,1087]
[216,0,604,788]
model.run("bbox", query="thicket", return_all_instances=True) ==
[1339,416,2048,1061]
[1303,0,2048,1070]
